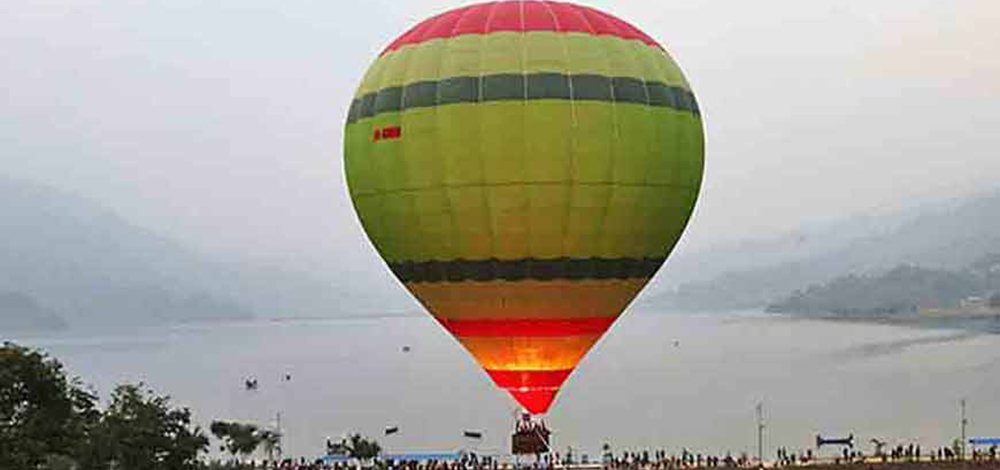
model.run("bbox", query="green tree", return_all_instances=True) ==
[602,442,613,462]
[258,429,282,462]
[86,383,209,470]
[329,433,382,461]
[0,342,98,469]
[210,421,263,463]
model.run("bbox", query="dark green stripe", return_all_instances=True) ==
[571,74,612,101]
[346,73,699,124]
[374,87,403,114]
[612,77,647,103]
[528,73,571,100]
[390,257,664,283]
[484,74,526,101]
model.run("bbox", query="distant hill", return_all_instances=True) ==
[0,291,66,332]
[0,176,400,332]
[766,263,998,317]
[644,190,1000,312]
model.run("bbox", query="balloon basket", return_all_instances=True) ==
[511,412,551,455]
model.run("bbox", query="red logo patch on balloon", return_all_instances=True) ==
[372,126,402,142]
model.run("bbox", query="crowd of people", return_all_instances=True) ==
[586,443,1000,469]
[380,455,501,470]
[214,457,326,470]
[222,441,1000,470]
[603,449,757,469]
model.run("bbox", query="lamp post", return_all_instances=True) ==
[961,399,968,459]
[756,402,765,466]
[276,412,283,461]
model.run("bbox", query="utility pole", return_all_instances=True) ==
[756,401,765,466]
[960,399,967,459]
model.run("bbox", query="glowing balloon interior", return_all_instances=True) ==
[344,1,704,414]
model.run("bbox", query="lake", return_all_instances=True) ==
[9,309,1000,460]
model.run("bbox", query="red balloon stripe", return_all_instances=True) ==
[380,1,661,57]
[486,368,573,389]
[439,316,616,337]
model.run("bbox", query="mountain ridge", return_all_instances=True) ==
[644,189,1000,311]
[0,291,67,332]
[0,176,402,332]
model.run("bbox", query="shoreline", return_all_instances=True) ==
[765,310,1000,335]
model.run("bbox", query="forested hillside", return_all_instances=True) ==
[766,259,1000,317]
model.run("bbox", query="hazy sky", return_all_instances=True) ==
[3,0,999,274]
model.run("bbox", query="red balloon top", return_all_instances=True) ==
[381,1,663,57]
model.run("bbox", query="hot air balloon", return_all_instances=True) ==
[344,1,704,415]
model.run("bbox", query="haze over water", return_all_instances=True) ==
[10,311,1000,459]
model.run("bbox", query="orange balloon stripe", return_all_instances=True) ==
[407,278,649,320]
[457,334,601,371]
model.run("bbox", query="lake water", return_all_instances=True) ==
[9,310,1000,460]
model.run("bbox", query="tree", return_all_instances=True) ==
[602,442,614,462]
[87,383,209,470]
[0,342,98,469]
[258,429,283,462]
[210,421,264,463]
[329,433,382,461]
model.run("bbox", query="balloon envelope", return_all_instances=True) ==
[344,1,704,414]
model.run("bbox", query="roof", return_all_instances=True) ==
[382,452,463,462]
[969,438,1000,446]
